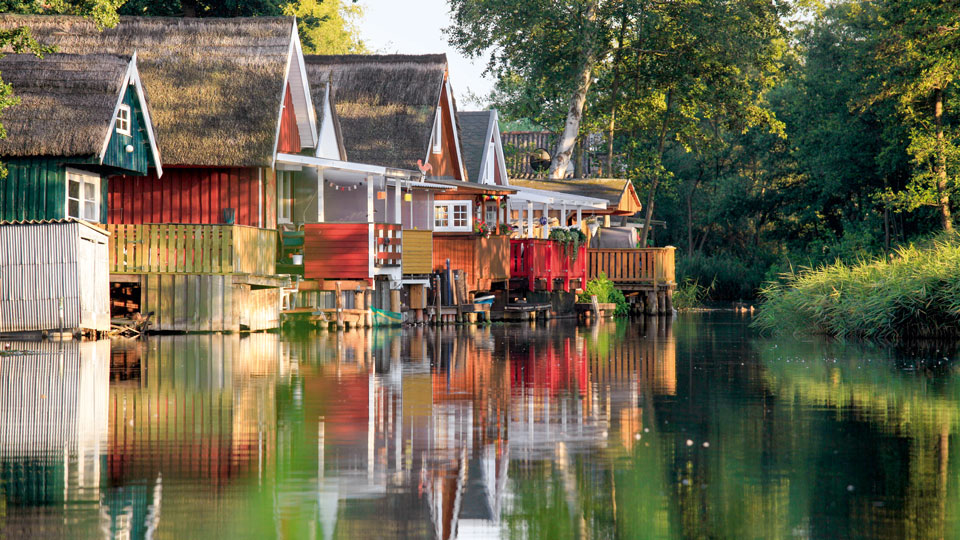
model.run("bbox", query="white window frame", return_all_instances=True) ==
[278,170,293,224]
[434,200,472,232]
[485,201,499,225]
[66,169,101,223]
[431,108,442,155]
[116,104,131,136]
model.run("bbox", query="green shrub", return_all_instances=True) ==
[755,233,960,339]
[579,272,629,316]
[672,277,715,310]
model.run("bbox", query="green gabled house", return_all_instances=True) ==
[0,52,161,337]
[0,52,162,223]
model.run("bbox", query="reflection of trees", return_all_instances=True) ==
[760,341,960,540]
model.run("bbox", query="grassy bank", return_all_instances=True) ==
[754,235,960,340]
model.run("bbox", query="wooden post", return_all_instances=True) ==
[317,167,325,222]
[390,289,401,315]
[527,201,534,239]
[364,288,373,327]
[645,291,657,315]
[664,288,673,313]
[335,281,344,329]
[354,290,365,327]
[452,271,462,323]
[433,275,441,325]
[590,294,600,319]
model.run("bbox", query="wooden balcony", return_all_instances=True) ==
[586,247,676,291]
[402,229,433,275]
[509,239,587,292]
[108,224,276,276]
[433,235,511,292]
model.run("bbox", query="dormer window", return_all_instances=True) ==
[431,108,442,154]
[116,104,131,136]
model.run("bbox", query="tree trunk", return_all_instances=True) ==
[935,88,953,232]
[639,90,673,247]
[606,10,629,176]
[549,0,600,179]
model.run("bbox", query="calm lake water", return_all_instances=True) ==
[2,313,960,539]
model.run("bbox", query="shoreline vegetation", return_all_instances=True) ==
[754,234,960,340]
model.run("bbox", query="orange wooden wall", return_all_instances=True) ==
[427,78,464,180]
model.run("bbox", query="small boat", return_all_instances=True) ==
[370,307,403,326]
[473,295,495,305]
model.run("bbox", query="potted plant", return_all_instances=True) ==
[474,218,492,238]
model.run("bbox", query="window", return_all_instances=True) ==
[485,202,499,225]
[66,169,100,222]
[434,201,472,232]
[431,109,442,154]
[278,170,293,224]
[116,104,131,136]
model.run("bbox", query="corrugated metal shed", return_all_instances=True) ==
[0,220,110,334]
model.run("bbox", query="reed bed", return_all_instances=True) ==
[755,235,960,340]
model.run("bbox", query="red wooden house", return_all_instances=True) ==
[7,15,319,331]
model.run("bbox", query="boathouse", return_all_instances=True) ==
[2,15,318,331]
[0,53,162,336]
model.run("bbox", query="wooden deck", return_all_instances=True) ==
[108,223,276,276]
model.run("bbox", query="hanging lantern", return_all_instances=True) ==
[403,193,413,202]
[376,191,387,200]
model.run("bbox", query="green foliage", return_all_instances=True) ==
[677,254,768,302]
[548,227,586,262]
[755,233,960,340]
[672,277,714,311]
[578,272,629,316]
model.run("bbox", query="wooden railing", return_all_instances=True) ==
[586,247,676,287]
[108,224,276,275]
[509,239,586,292]
[402,229,433,274]
[375,223,402,267]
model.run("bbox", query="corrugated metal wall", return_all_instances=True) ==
[0,222,110,333]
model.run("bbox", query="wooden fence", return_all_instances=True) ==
[108,224,276,276]
[433,235,511,292]
[586,247,675,290]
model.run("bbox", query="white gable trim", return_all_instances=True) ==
[315,83,345,160]
[475,110,509,186]
[290,23,319,148]
[98,52,163,178]
[445,79,468,181]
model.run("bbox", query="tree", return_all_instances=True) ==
[119,0,367,54]
[446,0,615,179]
[0,0,124,177]
[867,0,960,232]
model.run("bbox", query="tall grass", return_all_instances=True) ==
[754,234,960,340]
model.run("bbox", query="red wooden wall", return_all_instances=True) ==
[303,223,370,280]
[277,84,301,155]
[109,167,263,226]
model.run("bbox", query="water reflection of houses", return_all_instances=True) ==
[106,334,282,538]
[280,321,677,539]
[0,340,109,536]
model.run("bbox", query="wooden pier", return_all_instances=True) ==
[586,246,676,314]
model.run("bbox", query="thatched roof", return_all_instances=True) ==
[0,53,130,158]
[457,111,494,183]
[508,178,641,212]
[0,15,296,167]
[304,54,447,171]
